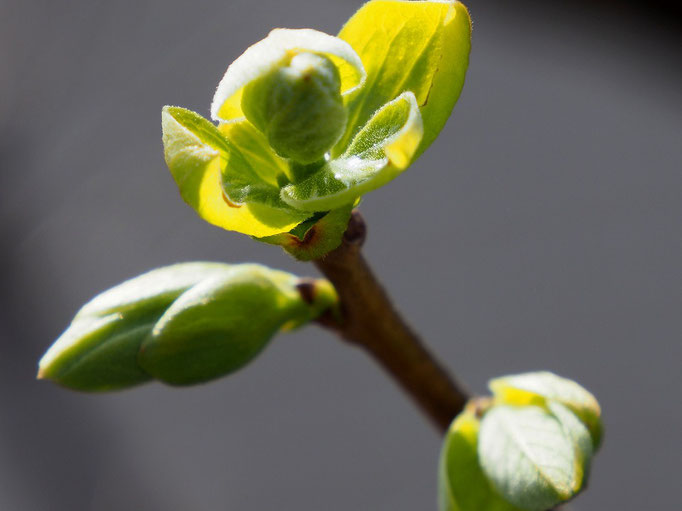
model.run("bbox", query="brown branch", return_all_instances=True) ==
[313,210,470,433]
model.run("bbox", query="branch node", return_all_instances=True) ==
[343,209,367,247]
[295,278,317,304]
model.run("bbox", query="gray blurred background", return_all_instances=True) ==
[1,0,680,509]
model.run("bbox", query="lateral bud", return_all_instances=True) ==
[38,263,339,391]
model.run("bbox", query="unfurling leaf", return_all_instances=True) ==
[439,406,523,511]
[478,404,593,511]
[336,0,471,157]
[241,51,347,164]
[38,263,337,391]
[280,91,423,212]
[162,106,309,237]
[211,28,365,124]
[440,370,602,511]
[489,371,603,448]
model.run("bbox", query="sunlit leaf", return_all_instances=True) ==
[211,28,365,123]
[547,401,593,481]
[217,120,295,209]
[336,0,471,156]
[439,408,523,511]
[478,405,590,511]
[490,371,603,448]
[162,106,308,237]
[75,263,229,319]
[280,91,422,211]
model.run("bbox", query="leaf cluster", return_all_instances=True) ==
[162,0,471,260]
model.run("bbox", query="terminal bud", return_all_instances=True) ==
[241,52,347,164]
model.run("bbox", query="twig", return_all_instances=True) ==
[313,210,470,433]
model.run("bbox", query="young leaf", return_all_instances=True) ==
[137,265,325,385]
[547,401,593,482]
[280,91,423,212]
[38,263,233,391]
[38,315,154,392]
[217,120,298,210]
[217,118,290,184]
[240,51,348,164]
[478,405,590,511]
[211,28,365,123]
[75,262,230,320]
[439,408,523,511]
[162,106,308,237]
[336,0,471,157]
[489,371,603,449]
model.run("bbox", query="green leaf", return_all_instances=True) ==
[439,408,524,511]
[38,315,153,392]
[137,264,325,385]
[75,262,230,320]
[162,106,308,237]
[211,28,365,123]
[489,371,603,449]
[257,204,354,261]
[38,263,232,391]
[336,0,471,157]
[478,405,590,511]
[217,120,297,210]
[280,91,422,211]
[240,51,348,164]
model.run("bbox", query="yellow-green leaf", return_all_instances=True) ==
[336,0,471,157]
[280,91,423,212]
[217,120,295,209]
[162,106,308,237]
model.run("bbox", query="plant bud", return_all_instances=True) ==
[241,52,347,164]
[37,314,154,392]
[489,371,603,449]
[136,264,320,385]
[37,263,230,391]
[38,263,338,390]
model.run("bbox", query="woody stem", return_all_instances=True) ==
[313,210,470,433]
